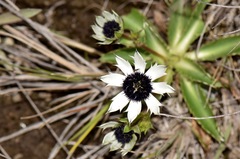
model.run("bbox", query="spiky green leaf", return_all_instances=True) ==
[122,8,145,33]
[191,0,212,17]
[168,0,210,54]
[100,48,148,64]
[122,9,168,57]
[143,24,168,58]
[174,0,214,55]
[174,57,221,87]
[173,17,204,54]
[186,36,240,61]
[168,0,189,47]
[180,77,223,142]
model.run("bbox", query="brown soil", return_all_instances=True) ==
[0,93,66,158]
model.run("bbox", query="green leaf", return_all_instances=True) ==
[174,57,221,87]
[173,0,213,54]
[100,48,165,68]
[191,0,212,18]
[168,0,212,50]
[100,48,135,63]
[168,0,188,47]
[143,24,168,58]
[214,124,232,159]
[69,103,109,142]
[68,103,109,157]
[180,77,223,142]
[186,36,240,61]
[100,48,148,64]
[0,9,41,25]
[124,125,132,133]
[118,37,135,47]
[122,9,168,57]
[132,112,153,134]
[164,67,175,84]
[173,17,204,54]
[122,8,146,33]
[168,0,209,54]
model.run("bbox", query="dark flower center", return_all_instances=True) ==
[114,126,133,145]
[103,20,120,38]
[123,72,152,101]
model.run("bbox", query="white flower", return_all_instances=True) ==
[100,122,137,156]
[101,51,174,123]
[92,11,123,45]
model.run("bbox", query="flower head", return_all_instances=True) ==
[101,51,174,123]
[92,11,123,45]
[100,122,137,156]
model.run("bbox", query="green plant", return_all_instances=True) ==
[100,0,240,144]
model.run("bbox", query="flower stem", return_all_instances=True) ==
[139,43,166,60]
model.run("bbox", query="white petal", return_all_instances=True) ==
[91,25,102,34]
[92,35,105,41]
[145,93,162,115]
[99,121,120,130]
[152,82,175,95]
[121,134,137,156]
[109,92,129,112]
[92,32,105,39]
[96,16,106,27]
[117,16,123,28]
[102,11,115,21]
[116,56,133,75]
[101,73,125,87]
[133,50,146,73]
[145,64,166,81]
[98,39,113,45]
[110,140,122,151]
[102,11,112,18]
[102,131,115,145]
[112,10,120,21]
[126,101,142,123]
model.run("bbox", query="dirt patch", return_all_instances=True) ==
[0,93,66,159]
